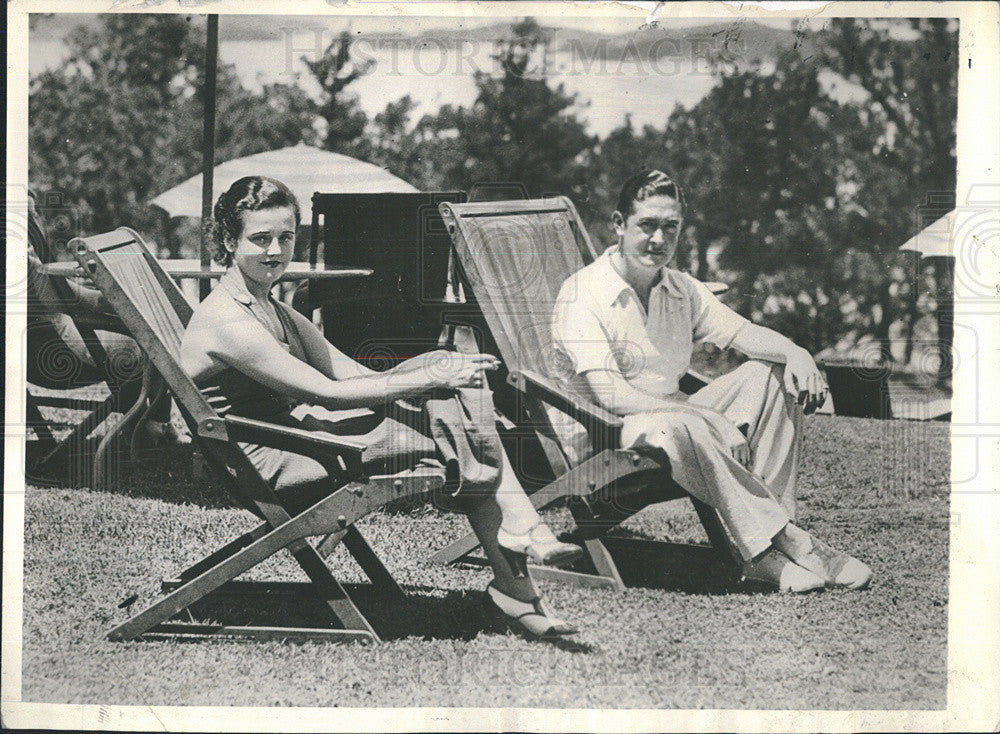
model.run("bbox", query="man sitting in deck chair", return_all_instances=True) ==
[180,176,585,639]
[26,191,189,449]
[552,169,872,593]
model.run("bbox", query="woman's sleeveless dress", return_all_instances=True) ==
[194,278,503,513]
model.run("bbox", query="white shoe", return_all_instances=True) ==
[743,547,825,593]
[486,583,578,638]
[496,522,584,568]
[793,537,873,590]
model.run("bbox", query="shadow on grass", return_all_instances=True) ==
[25,437,239,510]
[601,536,739,594]
[132,582,594,651]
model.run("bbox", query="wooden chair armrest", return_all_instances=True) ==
[221,414,366,476]
[507,369,622,431]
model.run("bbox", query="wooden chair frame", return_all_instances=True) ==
[428,198,740,590]
[72,228,443,643]
[25,211,149,486]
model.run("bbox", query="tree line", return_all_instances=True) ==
[28,15,956,364]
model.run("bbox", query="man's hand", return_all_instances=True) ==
[783,348,828,414]
[694,407,752,469]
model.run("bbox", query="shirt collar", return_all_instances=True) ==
[593,247,685,304]
[217,267,255,306]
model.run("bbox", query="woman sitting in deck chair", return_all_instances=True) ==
[180,176,583,639]
[552,169,872,593]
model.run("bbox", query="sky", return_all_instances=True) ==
[28,13,858,138]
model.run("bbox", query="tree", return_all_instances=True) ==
[815,19,957,361]
[29,15,199,237]
[364,95,428,185]
[302,30,373,155]
[413,18,596,199]
[582,19,957,358]
[29,15,318,246]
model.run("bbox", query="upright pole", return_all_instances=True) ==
[200,14,219,301]
[932,256,954,384]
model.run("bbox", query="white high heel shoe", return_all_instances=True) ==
[486,583,578,638]
[496,522,584,568]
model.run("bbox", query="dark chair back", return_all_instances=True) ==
[308,192,467,368]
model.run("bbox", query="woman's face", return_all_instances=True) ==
[613,194,683,273]
[228,206,296,287]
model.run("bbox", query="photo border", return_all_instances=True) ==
[4,1,998,731]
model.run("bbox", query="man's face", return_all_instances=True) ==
[613,194,683,273]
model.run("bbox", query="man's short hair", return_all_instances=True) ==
[615,169,685,219]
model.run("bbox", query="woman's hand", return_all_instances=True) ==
[424,351,501,391]
[783,348,828,414]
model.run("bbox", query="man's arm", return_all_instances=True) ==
[582,369,687,416]
[729,323,827,413]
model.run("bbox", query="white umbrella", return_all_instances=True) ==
[898,209,957,389]
[150,143,418,223]
[898,210,955,257]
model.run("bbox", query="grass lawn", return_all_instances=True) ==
[18,406,949,709]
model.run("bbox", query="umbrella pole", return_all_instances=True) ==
[200,14,219,301]
[932,256,954,384]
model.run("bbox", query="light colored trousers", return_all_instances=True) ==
[621,361,803,561]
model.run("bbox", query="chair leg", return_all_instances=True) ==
[342,526,406,602]
[25,392,58,456]
[427,472,601,566]
[429,454,657,569]
[111,472,436,640]
[428,531,482,565]
[94,364,151,489]
[690,496,741,576]
[315,529,348,559]
[525,537,627,591]
[130,370,167,462]
[108,510,376,641]
[34,395,116,474]
[166,521,270,584]
[289,542,379,638]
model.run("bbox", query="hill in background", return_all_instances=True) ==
[30,13,807,64]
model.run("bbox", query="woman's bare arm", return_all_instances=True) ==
[205,303,496,409]
[280,304,375,379]
[281,303,500,383]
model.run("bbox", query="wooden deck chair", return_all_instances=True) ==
[72,228,444,643]
[25,208,149,486]
[429,198,740,590]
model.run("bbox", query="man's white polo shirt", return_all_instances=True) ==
[551,247,748,400]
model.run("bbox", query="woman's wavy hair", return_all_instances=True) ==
[615,169,686,220]
[209,176,301,266]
